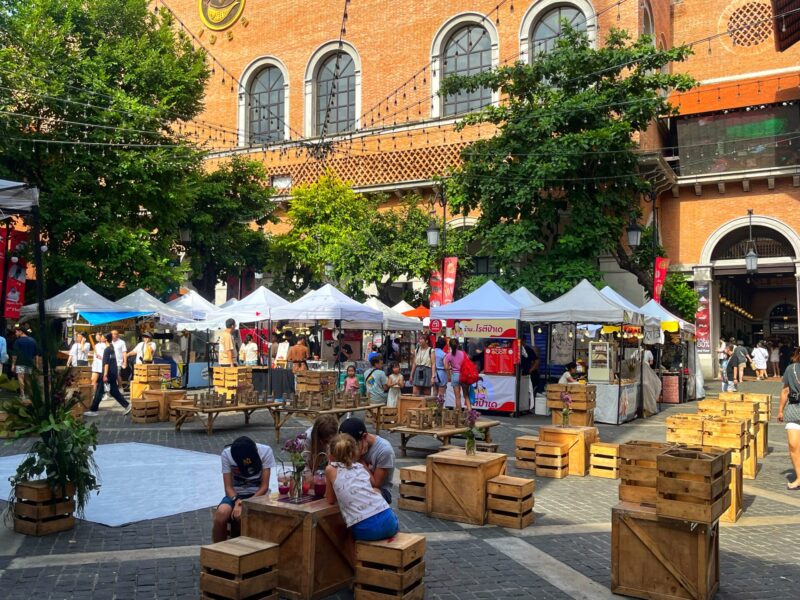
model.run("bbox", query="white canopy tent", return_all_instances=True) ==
[0,179,39,213]
[271,284,383,328]
[430,280,524,320]
[391,300,415,315]
[220,298,239,309]
[521,279,644,325]
[116,289,193,325]
[364,297,422,331]
[600,286,661,332]
[640,299,696,334]
[177,286,289,331]
[167,290,220,320]
[21,281,123,319]
[511,287,543,309]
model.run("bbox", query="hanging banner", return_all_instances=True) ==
[653,257,670,303]
[429,269,443,308]
[695,282,711,354]
[448,319,517,339]
[549,323,575,365]
[442,256,458,305]
[3,230,28,320]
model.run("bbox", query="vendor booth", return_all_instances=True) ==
[431,280,527,414]
[521,279,652,425]
[362,297,422,387]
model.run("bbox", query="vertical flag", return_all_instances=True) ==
[2,230,28,319]
[653,257,670,304]
[442,257,458,305]
[429,269,443,308]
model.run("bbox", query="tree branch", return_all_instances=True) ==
[614,243,654,299]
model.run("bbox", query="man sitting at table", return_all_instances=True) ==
[339,417,395,504]
[213,436,275,542]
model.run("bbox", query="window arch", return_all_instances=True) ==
[304,42,362,137]
[430,13,499,119]
[238,57,290,146]
[519,0,596,63]
[641,0,655,40]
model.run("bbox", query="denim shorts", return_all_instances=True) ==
[451,372,460,385]
[219,493,253,509]
[351,508,399,541]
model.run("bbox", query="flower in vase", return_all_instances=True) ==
[466,409,481,428]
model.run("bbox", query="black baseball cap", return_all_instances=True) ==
[230,436,263,477]
[339,417,367,441]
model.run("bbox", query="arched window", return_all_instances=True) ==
[531,6,587,56]
[315,52,356,135]
[441,24,493,116]
[641,1,655,40]
[249,66,285,143]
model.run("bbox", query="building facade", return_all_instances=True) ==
[172,0,800,375]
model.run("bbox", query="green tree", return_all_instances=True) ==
[0,0,208,297]
[183,157,276,300]
[441,25,696,300]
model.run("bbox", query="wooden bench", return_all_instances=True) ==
[200,536,278,600]
[269,403,387,440]
[389,420,501,457]
[355,533,426,600]
[174,402,280,435]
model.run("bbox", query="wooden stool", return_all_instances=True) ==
[487,475,534,529]
[200,536,278,600]
[398,465,427,513]
[130,398,159,424]
[475,441,499,453]
[589,442,620,479]
[514,435,538,471]
[720,463,743,524]
[535,441,569,479]
[355,532,426,600]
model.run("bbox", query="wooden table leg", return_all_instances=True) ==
[273,412,291,442]
[205,412,217,435]
[400,433,409,457]
[371,406,382,434]
[244,409,255,425]
[483,428,493,443]
[174,412,187,432]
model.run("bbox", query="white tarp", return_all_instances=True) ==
[177,286,288,331]
[220,298,239,309]
[511,287,543,309]
[430,280,524,320]
[521,279,644,325]
[639,299,696,334]
[116,289,193,325]
[270,284,384,327]
[0,179,38,213]
[21,281,121,318]
[167,290,220,320]
[392,300,415,315]
[364,297,422,331]
[600,286,661,332]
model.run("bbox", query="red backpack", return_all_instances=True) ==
[460,354,479,386]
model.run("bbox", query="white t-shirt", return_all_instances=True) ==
[91,342,108,374]
[559,371,577,384]
[331,462,389,527]
[132,341,157,364]
[69,341,90,365]
[221,443,276,496]
[239,342,259,363]
[112,339,127,367]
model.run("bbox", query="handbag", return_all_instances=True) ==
[788,364,800,405]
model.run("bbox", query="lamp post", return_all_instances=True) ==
[426,189,447,305]
[745,209,758,275]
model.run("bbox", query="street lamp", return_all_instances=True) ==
[426,220,441,248]
[324,262,334,283]
[626,220,643,250]
[745,209,758,275]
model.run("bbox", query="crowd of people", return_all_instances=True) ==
[718,337,797,391]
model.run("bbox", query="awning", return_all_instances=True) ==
[79,311,152,326]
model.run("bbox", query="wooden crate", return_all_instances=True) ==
[142,389,187,422]
[701,416,747,451]
[398,465,427,513]
[589,442,620,479]
[69,366,93,386]
[539,425,598,477]
[131,398,160,424]
[665,414,705,446]
[611,502,719,600]
[397,395,430,426]
[718,392,744,401]
[619,441,675,506]
[14,480,75,536]
[535,441,569,479]
[514,435,538,471]
[334,394,359,409]
[426,448,507,525]
[550,408,595,427]
[355,533,425,600]
[200,536,279,600]
[720,464,743,524]
[656,447,731,524]
[406,407,435,429]
[546,383,597,403]
[378,407,399,428]
[486,475,535,529]
[756,420,769,459]
[133,364,170,384]
[697,399,728,414]
[442,409,465,428]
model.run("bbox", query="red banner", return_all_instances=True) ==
[429,268,443,308]
[442,257,458,305]
[653,257,670,304]
[0,229,28,320]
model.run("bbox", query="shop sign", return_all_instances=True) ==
[199,0,246,31]
[429,319,443,334]
[0,229,28,320]
[449,318,517,339]
[695,282,711,353]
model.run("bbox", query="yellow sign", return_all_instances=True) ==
[199,0,245,31]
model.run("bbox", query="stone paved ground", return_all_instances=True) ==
[1,380,799,599]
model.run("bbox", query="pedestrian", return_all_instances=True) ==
[218,319,236,366]
[67,332,90,367]
[85,333,130,417]
[720,348,731,392]
[410,335,433,395]
[238,334,259,366]
[520,341,540,400]
[127,331,157,365]
[90,332,107,399]
[770,341,781,378]
[780,341,792,374]
[11,327,39,399]
[717,337,727,371]
[752,341,769,380]
[303,413,340,472]
[777,347,800,491]
[342,365,360,398]
[364,356,389,405]
[0,328,7,375]
[724,344,741,392]
[559,362,579,384]
[338,417,396,504]
[444,338,471,411]
[333,333,353,367]
[286,336,310,373]
[733,340,751,384]
[367,343,381,363]
[467,338,485,373]
[386,362,404,408]
[110,329,128,383]
[433,337,448,401]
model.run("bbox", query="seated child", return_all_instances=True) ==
[303,413,340,472]
[325,433,399,542]
[213,436,276,543]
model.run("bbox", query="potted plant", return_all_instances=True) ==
[464,409,482,455]
[3,370,100,535]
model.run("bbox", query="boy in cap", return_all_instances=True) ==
[213,436,276,542]
[339,417,395,504]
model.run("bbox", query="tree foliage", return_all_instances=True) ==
[0,0,208,297]
[183,157,276,300]
[442,25,696,300]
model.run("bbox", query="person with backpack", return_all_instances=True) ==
[445,338,473,411]
[364,355,389,405]
[127,331,157,365]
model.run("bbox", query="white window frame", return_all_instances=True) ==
[519,0,597,64]
[304,40,362,138]
[430,12,500,119]
[238,56,290,146]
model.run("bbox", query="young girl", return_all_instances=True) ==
[325,434,398,541]
[303,414,340,472]
[343,365,360,397]
[386,363,404,408]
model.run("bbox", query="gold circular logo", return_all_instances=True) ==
[199,0,245,31]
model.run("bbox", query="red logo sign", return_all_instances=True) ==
[429,319,443,334]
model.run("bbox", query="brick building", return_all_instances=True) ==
[172,0,800,375]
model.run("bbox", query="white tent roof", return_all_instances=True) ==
[364,297,422,331]
[220,298,238,309]
[0,179,38,212]
[601,287,660,330]
[21,281,121,318]
[116,289,193,325]
[166,290,219,320]
[511,287,543,308]
[521,279,644,325]
[640,299,696,334]
[176,287,288,331]
[392,300,415,314]
[430,280,524,320]
[270,284,384,326]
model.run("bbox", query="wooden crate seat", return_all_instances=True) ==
[355,533,426,600]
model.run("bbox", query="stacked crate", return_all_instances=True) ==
[665,414,705,446]
[514,436,538,471]
[534,441,569,479]
[618,441,675,506]
[131,364,170,399]
[398,465,427,513]
[130,398,160,423]
[589,442,620,479]
[294,370,336,394]
[442,409,465,428]
[546,384,596,426]
[354,533,425,600]
[486,475,535,529]
[213,367,253,399]
[656,447,732,524]
[200,537,279,600]
[742,393,772,459]
[13,481,75,536]
[697,399,759,479]
[70,366,93,386]
[406,407,435,429]
[333,393,358,410]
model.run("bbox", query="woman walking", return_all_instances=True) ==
[770,342,781,378]
[410,336,434,395]
[752,341,769,380]
[778,347,800,490]
[444,338,471,411]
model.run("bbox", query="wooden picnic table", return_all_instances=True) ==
[389,420,501,457]
[173,402,281,435]
[270,403,387,441]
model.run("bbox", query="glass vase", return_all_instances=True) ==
[290,464,305,502]
[465,436,476,456]
[561,411,570,427]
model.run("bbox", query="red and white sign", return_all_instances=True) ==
[0,229,28,320]
[694,282,711,353]
[429,269,443,308]
[429,319,443,334]
[442,256,458,305]
[653,257,670,304]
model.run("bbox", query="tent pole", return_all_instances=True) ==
[206,328,212,391]
[32,206,51,412]
[0,221,10,335]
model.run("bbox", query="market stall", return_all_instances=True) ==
[521,279,649,425]
[431,280,527,415]
[362,297,422,389]
[511,287,547,414]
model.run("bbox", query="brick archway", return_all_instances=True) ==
[700,214,800,265]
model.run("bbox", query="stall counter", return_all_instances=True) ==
[593,382,639,425]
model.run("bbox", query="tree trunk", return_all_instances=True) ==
[191,267,217,302]
[614,243,654,299]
